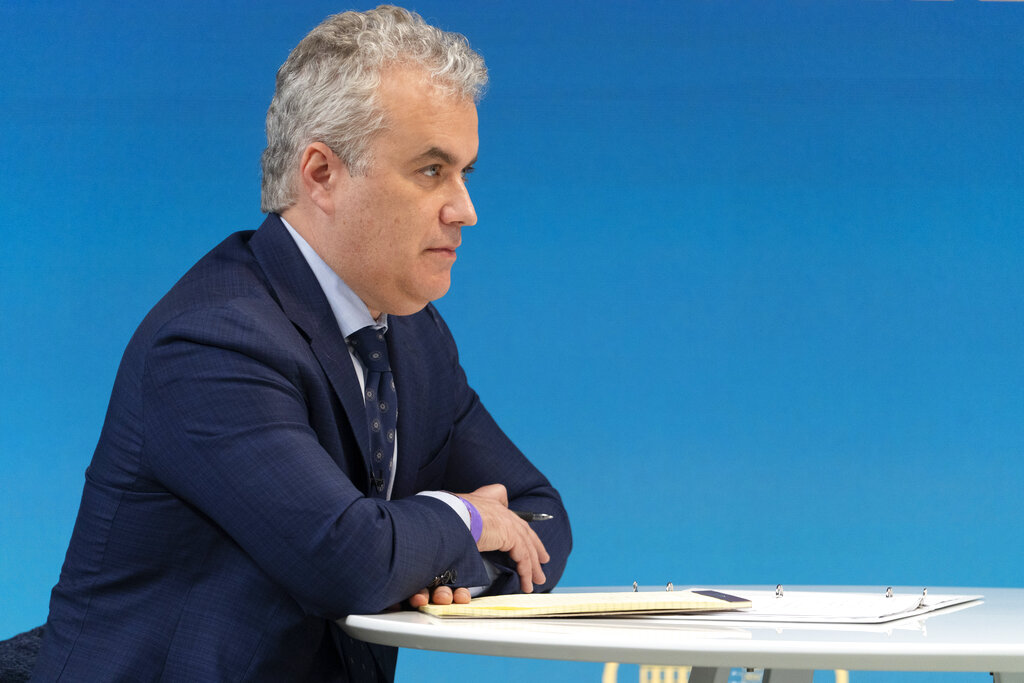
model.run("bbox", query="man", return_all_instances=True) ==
[32,6,571,681]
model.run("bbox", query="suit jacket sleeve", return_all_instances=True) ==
[139,300,489,619]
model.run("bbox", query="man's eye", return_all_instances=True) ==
[461,166,475,181]
[421,165,441,177]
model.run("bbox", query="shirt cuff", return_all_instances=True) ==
[416,490,470,529]
[415,490,483,543]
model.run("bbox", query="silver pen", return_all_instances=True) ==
[513,510,554,522]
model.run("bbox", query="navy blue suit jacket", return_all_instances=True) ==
[33,215,572,681]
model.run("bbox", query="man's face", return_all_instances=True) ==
[325,66,479,318]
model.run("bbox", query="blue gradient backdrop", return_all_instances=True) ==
[2,2,1022,682]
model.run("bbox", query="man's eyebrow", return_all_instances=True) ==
[414,146,477,168]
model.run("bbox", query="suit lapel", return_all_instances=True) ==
[248,215,372,470]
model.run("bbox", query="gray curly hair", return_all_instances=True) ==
[260,5,488,213]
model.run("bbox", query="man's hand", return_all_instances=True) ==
[407,483,551,608]
[459,483,550,593]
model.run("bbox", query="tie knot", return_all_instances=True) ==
[348,326,391,372]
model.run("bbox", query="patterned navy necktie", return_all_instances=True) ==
[348,326,397,498]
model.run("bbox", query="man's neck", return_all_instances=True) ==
[276,213,387,336]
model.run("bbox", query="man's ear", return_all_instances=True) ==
[297,142,346,214]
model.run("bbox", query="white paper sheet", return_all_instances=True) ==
[645,589,982,624]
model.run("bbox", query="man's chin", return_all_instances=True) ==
[422,277,453,305]
[387,283,451,316]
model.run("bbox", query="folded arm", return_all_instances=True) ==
[140,306,490,618]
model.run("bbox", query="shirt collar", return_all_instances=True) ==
[279,215,388,339]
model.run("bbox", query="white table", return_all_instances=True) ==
[342,586,1024,682]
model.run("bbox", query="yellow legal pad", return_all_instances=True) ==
[418,589,751,618]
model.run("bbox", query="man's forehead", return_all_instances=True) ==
[378,62,469,99]
[375,105,477,163]
[377,67,477,118]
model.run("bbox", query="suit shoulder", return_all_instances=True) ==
[123,231,294,360]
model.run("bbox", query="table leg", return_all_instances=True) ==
[688,667,731,683]
[762,670,813,683]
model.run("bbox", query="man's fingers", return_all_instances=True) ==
[517,554,536,593]
[409,588,430,608]
[537,542,551,564]
[411,585,470,608]
[461,489,552,592]
[507,522,549,593]
[430,585,454,605]
[523,525,547,587]
[514,547,545,593]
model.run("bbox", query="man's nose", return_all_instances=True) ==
[441,179,477,227]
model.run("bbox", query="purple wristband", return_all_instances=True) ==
[459,497,483,543]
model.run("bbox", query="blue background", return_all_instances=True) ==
[2,2,1022,681]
